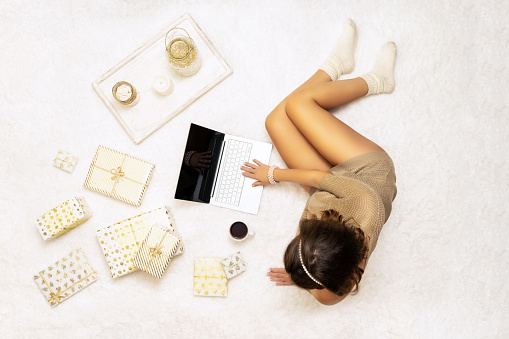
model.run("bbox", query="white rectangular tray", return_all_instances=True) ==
[93,13,232,144]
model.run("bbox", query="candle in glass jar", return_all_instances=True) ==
[153,75,174,96]
[112,81,140,107]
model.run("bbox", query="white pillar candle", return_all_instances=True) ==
[153,75,174,96]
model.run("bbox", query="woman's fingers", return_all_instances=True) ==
[253,159,264,166]
[270,268,287,274]
[252,181,263,187]
[240,165,255,173]
[245,162,256,167]
[242,172,254,179]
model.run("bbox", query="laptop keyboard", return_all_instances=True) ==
[215,139,253,206]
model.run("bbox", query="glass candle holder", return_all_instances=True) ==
[112,81,140,107]
[165,28,202,76]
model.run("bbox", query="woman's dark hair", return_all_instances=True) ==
[284,210,368,296]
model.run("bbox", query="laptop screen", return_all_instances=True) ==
[175,123,224,203]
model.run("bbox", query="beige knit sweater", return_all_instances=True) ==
[302,152,397,258]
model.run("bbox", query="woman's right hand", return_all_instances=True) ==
[241,159,271,187]
[267,268,294,286]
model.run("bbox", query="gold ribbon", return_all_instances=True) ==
[110,166,125,183]
[150,243,164,257]
[39,271,96,305]
[143,228,171,271]
[48,291,65,303]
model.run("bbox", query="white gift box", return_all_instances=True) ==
[53,150,78,173]
[96,206,183,278]
[221,251,247,280]
[33,248,98,307]
[35,197,92,240]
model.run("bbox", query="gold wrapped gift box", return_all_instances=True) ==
[53,150,78,173]
[84,145,155,206]
[35,197,92,240]
[133,225,181,279]
[193,258,228,297]
[33,248,98,307]
[96,206,184,278]
[221,251,247,280]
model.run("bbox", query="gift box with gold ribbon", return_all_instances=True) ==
[84,145,155,206]
[33,248,98,307]
[53,150,78,173]
[35,197,93,240]
[193,258,228,297]
[221,251,247,280]
[96,206,184,278]
[133,225,181,278]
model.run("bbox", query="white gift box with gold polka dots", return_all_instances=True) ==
[96,206,184,278]
[35,197,93,240]
[33,248,98,307]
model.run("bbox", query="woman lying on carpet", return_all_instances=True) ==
[240,19,397,305]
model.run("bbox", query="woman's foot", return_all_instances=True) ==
[361,42,397,95]
[320,18,358,81]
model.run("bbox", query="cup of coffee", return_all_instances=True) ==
[229,221,254,241]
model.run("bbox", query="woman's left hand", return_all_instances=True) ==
[267,268,294,286]
[241,159,271,187]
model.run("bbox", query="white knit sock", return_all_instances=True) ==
[320,18,357,81]
[361,42,397,96]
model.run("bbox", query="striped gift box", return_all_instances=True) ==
[84,145,154,206]
[133,225,181,278]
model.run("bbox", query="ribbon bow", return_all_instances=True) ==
[48,291,65,303]
[110,167,125,183]
[149,243,164,257]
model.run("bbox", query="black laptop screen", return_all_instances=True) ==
[174,123,224,203]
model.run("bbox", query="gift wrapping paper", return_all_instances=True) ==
[221,251,247,280]
[53,150,78,173]
[35,197,92,240]
[84,145,154,206]
[133,225,181,278]
[96,206,184,278]
[33,248,98,307]
[193,258,228,297]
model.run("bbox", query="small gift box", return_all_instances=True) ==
[193,258,228,297]
[33,248,98,307]
[221,251,247,280]
[84,145,155,206]
[133,225,181,278]
[96,206,184,278]
[35,197,92,240]
[53,150,78,173]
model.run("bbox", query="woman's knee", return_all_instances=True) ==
[265,104,285,134]
[285,93,307,120]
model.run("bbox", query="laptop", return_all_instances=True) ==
[175,123,272,214]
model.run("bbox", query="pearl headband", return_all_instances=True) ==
[299,240,323,287]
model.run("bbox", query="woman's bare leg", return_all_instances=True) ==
[285,78,384,166]
[265,70,333,173]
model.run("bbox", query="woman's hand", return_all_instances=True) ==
[189,151,212,175]
[267,268,294,286]
[241,159,271,187]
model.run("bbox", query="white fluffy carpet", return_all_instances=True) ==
[1,1,508,338]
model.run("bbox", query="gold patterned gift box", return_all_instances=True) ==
[53,150,78,173]
[193,258,228,297]
[96,206,184,278]
[35,197,93,240]
[33,248,98,307]
[221,251,247,280]
[84,145,155,206]
[133,225,181,278]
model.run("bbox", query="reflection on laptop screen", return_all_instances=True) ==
[175,123,224,203]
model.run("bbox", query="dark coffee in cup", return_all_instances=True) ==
[230,222,248,240]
